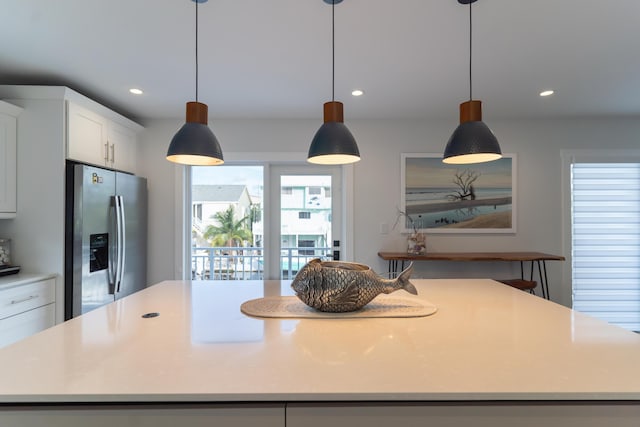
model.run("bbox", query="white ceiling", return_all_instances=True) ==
[1,0,639,124]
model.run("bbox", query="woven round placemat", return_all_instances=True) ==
[240,295,437,319]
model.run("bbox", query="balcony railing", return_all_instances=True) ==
[191,246,331,280]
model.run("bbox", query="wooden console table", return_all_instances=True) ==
[378,251,565,300]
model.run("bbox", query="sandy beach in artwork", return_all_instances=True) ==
[406,196,512,215]
[437,210,512,228]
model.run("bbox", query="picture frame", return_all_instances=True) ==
[400,153,517,234]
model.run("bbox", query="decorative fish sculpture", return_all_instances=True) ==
[291,258,417,312]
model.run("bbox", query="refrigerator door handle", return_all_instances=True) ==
[116,195,126,293]
[108,195,118,294]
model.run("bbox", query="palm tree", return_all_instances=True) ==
[203,205,252,248]
[248,203,261,233]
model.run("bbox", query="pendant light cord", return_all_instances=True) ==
[195,0,199,102]
[468,1,472,101]
[332,1,335,102]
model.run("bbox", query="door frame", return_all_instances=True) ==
[175,152,354,280]
[560,149,640,308]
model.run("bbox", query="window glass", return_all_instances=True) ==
[189,164,342,280]
[571,163,640,332]
[191,166,263,280]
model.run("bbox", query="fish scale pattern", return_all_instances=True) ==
[291,259,416,312]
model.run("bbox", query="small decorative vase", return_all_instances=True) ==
[407,232,426,255]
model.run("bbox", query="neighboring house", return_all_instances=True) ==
[191,177,332,279]
[192,177,332,255]
[278,177,332,256]
[192,185,253,245]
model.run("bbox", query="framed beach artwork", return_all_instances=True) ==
[400,153,517,233]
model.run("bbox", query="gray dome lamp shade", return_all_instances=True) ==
[308,101,360,165]
[443,0,502,165]
[443,100,501,164]
[166,0,224,166]
[167,101,224,166]
[307,0,361,165]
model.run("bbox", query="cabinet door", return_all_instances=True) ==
[67,102,108,167]
[107,121,137,173]
[287,403,640,427]
[0,112,17,215]
[0,404,285,426]
[0,278,56,320]
[0,303,55,348]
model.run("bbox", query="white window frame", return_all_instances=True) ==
[561,149,640,311]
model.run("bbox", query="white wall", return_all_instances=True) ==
[0,98,67,320]
[138,116,640,308]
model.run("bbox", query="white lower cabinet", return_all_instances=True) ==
[286,403,640,427]
[0,404,285,427]
[0,303,54,348]
[3,402,640,426]
[0,277,56,348]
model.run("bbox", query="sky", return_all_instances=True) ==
[191,166,332,199]
[405,156,513,189]
[192,166,263,196]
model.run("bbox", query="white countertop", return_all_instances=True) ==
[0,278,639,403]
[0,272,56,291]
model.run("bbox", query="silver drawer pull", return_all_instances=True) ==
[10,295,37,305]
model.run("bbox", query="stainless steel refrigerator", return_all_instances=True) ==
[64,162,147,319]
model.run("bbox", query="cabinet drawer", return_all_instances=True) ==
[0,303,55,348]
[0,279,55,320]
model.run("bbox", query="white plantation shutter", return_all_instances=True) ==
[571,163,640,332]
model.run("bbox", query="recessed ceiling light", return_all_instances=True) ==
[351,89,364,97]
[129,88,143,95]
[539,90,554,97]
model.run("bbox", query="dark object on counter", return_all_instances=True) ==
[291,258,416,313]
[0,266,20,277]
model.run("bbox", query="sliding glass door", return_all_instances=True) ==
[267,165,342,279]
[189,163,341,281]
[190,165,264,280]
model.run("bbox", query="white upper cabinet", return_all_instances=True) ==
[67,102,108,167]
[67,101,138,172]
[106,120,137,173]
[0,101,22,218]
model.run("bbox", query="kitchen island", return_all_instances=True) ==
[1,278,639,426]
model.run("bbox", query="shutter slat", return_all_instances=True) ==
[571,163,640,332]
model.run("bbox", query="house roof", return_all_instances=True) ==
[192,185,250,204]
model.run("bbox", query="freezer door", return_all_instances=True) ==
[71,164,116,317]
[114,172,147,299]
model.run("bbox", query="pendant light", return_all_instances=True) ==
[307,0,360,165]
[167,0,224,166]
[443,0,501,165]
